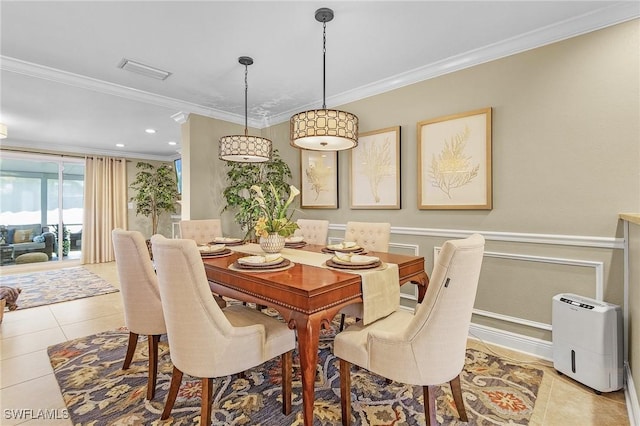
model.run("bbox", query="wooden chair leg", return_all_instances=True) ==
[146,334,161,400]
[281,351,292,415]
[161,366,184,420]
[449,374,468,422]
[339,314,346,331]
[339,359,352,426]
[423,385,437,426]
[201,378,214,426]
[122,332,138,370]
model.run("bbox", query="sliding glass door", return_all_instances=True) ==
[0,152,84,266]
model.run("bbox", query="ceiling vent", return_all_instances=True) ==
[117,58,171,80]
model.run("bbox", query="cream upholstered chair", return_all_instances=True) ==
[294,219,329,245]
[344,221,391,252]
[339,221,391,330]
[334,234,485,426]
[178,219,222,244]
[112,228,166,400]
[150,235,296,425]
[179,219,227,308]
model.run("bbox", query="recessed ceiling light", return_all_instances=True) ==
[145,128,156,134]
[168,141,177,146]
[116,143,125,147]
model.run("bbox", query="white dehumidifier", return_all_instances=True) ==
[552,293,622,393]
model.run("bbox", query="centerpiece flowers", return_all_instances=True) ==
[251,183,300,253]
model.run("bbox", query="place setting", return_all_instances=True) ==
[321,241,365,254]
[325,251,385,271]
[229,253,294,273]
[284,235,307,249]
[197,243,232,258]
[211,236,246,246]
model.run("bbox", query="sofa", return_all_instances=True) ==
[3,224,55,260]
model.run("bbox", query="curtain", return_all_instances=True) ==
[82,156,128,264]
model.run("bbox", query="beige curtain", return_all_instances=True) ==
[82,156,128,264]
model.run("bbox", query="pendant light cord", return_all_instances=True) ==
[322,19,327,109]
[244,63,249,136]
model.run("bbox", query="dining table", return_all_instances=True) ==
[202,243,429,426]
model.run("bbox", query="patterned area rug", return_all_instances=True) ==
[1,267,119,310]
[49,328,543,425]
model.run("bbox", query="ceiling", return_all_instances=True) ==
[1,1,638,160]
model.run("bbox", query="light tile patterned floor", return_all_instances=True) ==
[0,260,630,425]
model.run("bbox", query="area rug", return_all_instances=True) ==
[48,328,543,425]
[1,267,119,310]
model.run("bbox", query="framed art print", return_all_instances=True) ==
[300,150,338,208]
[350,126,401,209]
[418,107,492,210]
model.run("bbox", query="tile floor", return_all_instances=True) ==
[0,260,631,425]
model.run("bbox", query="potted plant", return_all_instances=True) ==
[251,183,300,253]
[222,149,295,240]
[130,161,179,237]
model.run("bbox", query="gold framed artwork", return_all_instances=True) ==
[300,150,338,209]
[418,107,492,210]
[350,126,401,209]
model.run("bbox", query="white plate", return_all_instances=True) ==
[331,255,379,266]
[214,237,242,243]
[327,242,361,251]
[198,244,226,253]
[237,255,284,266]
[285,236,304,243]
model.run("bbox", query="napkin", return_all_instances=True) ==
[198,244,226,253]
[285,236,304,243]
[214,237,241,243]
[239,254,283,265]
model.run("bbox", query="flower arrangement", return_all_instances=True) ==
[251,183,300,238]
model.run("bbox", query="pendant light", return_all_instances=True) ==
[219,56,272,162]
[290,7,358,151]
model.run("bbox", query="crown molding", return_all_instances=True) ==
[1,139,173,162]
[267,2,640,125]
[2,2,637,130]
[0,56,262,129]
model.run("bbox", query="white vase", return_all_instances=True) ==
[259,233,285,253]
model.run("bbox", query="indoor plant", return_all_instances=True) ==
[130,161,179,237]
[251,183,299,253]
[222,149,295,240]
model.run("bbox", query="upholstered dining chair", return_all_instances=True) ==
[334,233,485,426]
[150,235,296,425]
[111,228,166,400]
[339,221,391,330]
[295,218,329,245]
[179,219,227,308]
[178,219,222,244]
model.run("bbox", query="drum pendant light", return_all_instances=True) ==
[219,56,272,162]
[290,8,358,151]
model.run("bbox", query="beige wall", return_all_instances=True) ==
[186,20,639,348]
[627,220,640,406]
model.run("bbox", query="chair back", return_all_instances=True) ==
[344,221,390,252]
[295,219,329,245]
[402,234,485,384]
[112,229,165,335]
[179,219,222,244]
[151,235,263,377]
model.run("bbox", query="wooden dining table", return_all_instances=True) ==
[203,244,429,426]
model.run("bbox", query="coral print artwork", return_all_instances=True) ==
[300,150,338,209]
[350,126,401,209]
[418,108,492,210]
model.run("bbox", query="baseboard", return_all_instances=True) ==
[469,322,553,361]
[626,362,640,426]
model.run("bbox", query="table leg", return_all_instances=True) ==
[289,311,322,426]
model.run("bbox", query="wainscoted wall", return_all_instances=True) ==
[327,224,624,360]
